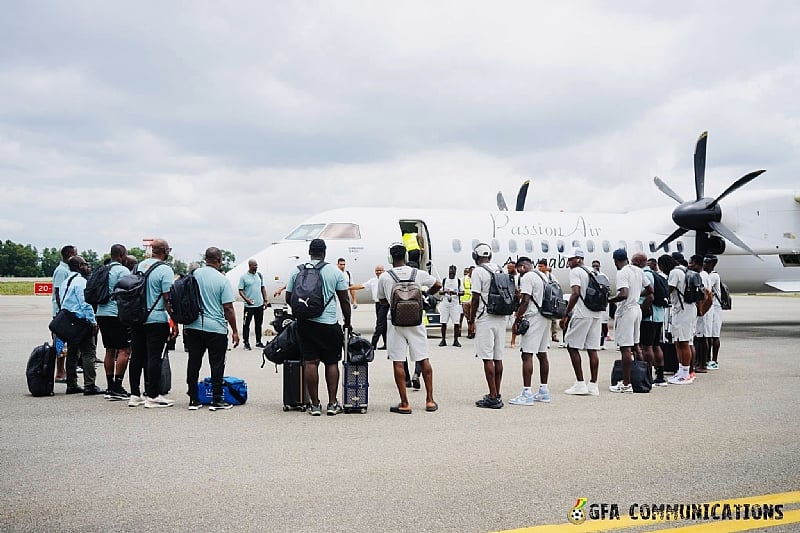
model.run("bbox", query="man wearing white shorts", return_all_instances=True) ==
[377,243,441,414]
[438,265,463,347]
[509,257,551,405]
[608,250,652,393]
[704,255,723,369]
[659,254,697,384]
[559,248,603,396]
[467,243,507,409]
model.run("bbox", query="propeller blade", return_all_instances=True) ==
[655,227,689,252]
[653,176,684,204]
[515,180,530,211]
[694,131,708,201]
[496,191,508,211]
[708,170,766,209]
[708,221,762,260]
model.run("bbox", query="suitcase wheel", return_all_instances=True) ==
[283,405,289,412]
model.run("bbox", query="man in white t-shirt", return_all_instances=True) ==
[509,257,552,405]
[690,254,713,374]
[350,265,388,349]
[377,243,441,414]
[608,249,652,393]
[439,265,463,347]
[703,255,723,369]
[659,254,696,384]
[559,248,603,396]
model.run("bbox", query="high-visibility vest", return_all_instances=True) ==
[402,232,420,252]
[460,276,472,303]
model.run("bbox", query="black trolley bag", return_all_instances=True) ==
[27,342,57,397]
[343,331,372,414]
[283,360,309,412]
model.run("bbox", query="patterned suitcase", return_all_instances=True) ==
[342,361,369,414]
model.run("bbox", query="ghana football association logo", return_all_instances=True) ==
[569,497,588,525]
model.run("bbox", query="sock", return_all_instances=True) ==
[656,366,664,380]
[114,376,125,391]
[523,387,532,393]
[540,384,549,391]
[106,374,114,389]
[679,365,690,377]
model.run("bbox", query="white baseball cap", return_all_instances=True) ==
[568,247,585,259]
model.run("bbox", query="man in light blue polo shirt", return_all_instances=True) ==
[128,238,178,408]
[52,244,77,382]
[238,259,267,351]
[95,244,132,400]
[185,247,240,411]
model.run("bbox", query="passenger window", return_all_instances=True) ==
[677,241,684,253]
[602,240,610,253]
[452,239,462,253]
[525,240,533,253]
[586,240,595,253]
[649,241,656,253]
[319,223,361,239]
[541,240,549,253]
[572,239,581,249]
[557,240,565,253]
[491,239,500,253]
[508,240,517,254]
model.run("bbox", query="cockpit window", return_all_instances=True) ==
[319,223,361,239]
[285,224,325,240]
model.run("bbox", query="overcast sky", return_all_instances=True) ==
[1,1,798,264]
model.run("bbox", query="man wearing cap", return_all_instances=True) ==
[439,265,463,347]
[285,238,352,416]
[467,243,507,409]
[703,255,723,369]
[559,248,603,396]
[537,259,560,343]
[608,249,652,393]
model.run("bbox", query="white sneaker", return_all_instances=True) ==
[706,361,719,370]
[609,382,633,393]
[669,375,694,385]
[564,381,589,395]
[128,395,146,407]
[586,382,600,396]
[144,395,175,408]
[509,390,535,406]
[533,388,551,403]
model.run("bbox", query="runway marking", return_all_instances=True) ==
[494,490,800,533]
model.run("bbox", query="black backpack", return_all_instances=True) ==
[650,271,670,308]
[290,262,333,319]
[84,264,112,305]
[480,265,516,316]
[169,273,203,325]
[262,319,300,368]
[682,269,705,304]
[112,261,166,327]
[716,279,732,310]
[531,271,567,319]
[580,266,610,312]
[348,333,374,364]
[26,342,57,397]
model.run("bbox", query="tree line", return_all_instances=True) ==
[0,240,236,277]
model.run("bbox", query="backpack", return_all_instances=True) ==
[480,265,516,316]
[169,273,203,324]
[388,268,424,326]
[84,264,112,305]
[650,271,670,308]
[580,266,610,312]
[26,342,57,397]
[290,262,333,319]
[714,275,732,310]
[347,332,374,364]
[682,269,705,304]
[531,271,567,319]
[262,319,299,368]
[111,261,166,327]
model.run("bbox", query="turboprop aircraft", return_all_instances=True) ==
[227,133,800,304]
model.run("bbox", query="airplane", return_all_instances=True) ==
[227,133,800,305]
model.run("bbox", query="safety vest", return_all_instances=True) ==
[402,232,420,252]
[460,276,472,303]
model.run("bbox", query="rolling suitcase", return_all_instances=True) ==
[26,342,57,397]
[661,342,678,374]
[343,332,370,414]
[283,360,309,411]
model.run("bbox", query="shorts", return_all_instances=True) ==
[519,313,550,354]
[707,306,722,337]
[670,306,696,343]
[474,315,506,360]
[695,313,707,338]
[614,306,641,348]
[386,323,429,362]
[297,320,343,365]
[565,316,602,351]
[439,300,462,325]
[639,321,663,347]
[97,316,130,349]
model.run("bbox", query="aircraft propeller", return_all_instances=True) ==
[653,131,766,259]
[497,180,531,211]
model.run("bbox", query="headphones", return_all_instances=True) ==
[388,242,406,263]
[472,242,493,263]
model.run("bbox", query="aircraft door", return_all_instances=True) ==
[399,220,434,276]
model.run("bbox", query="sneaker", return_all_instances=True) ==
[243,344,252,351]
[188,398,203,410]
[707,361,719,370]
[65,386,84,395]
[209,400,233,411]
[653,378,668,387]
[128,395,146,407]
[309,404,322,416]
[587,382,600,396]
[83,385,105,396]
[326,402,343,416]
[411,375,421,390]
[509,390,535,406]
[475,396,503,409]
[609,382,633,393]
[438,339,447,347]
[144,395,175,408]
[453,340,462,347]
[669,375,694,385]
[533,388,551,403]
[107,388,131,401]
[255,342,265,348]
[564,381,589,395]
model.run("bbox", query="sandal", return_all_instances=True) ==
[389,404,412,414]
[425,402,439,412]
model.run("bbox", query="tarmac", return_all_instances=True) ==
[0,294,798,533]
